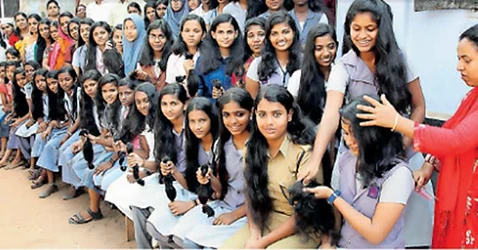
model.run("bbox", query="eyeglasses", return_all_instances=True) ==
[149,34,165,41]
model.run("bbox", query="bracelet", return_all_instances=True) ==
[327,190,341,205]
[391,114,399,132]
[108,158,115,164]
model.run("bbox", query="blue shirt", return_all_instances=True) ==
[196,56,234,100]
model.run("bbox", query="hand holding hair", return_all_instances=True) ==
[127,142,145,186]
[198,164,215,217]
[356,94,400,128]
[161,156,177,202]
[80,129,95,170]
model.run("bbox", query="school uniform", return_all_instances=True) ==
[289,9,328,47]
[30,94,49,158]
[137,62,166,91]
[328,50,434,247]
[180,138,247,249]
[145,144,212,243]
[247,56,295,88]
[165,52,200,96]
[37,87,81,172]
[334,150,414,248]
[7,83,34,156]
[221,136,322,249]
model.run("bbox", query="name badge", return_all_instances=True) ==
[367,184,380,199]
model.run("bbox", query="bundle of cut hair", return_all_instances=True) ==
[127,142,145,186]
[114,135,128,171]
[80,129,95,170]
[161,156,177,202]
[288,180,336,242]
[198,164,215,217]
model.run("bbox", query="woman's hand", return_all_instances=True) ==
[356,94,400,128]
[168,200,194,216]
[113,140,127,153]
[213,212,237,226]
[212,86,224,100]
[160,159,176,176]
[10,118,20,130]
[196,167,212,185]
[303,186,333,199]
[183,59,195,76]
[245,234,266,249]
[94,161,113,176]
[127,152,144,168]
[41,128,51,141]
[135,69,149,81]
[87,134,100,144]
[38,121,48,133]
[413,162,434,191]
[71,140,85,154]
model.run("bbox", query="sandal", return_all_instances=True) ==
[31,176,46,189]
[39,184,58,198]
[68,208,103,224]
[4,160,27,170]
[63,187,85,200]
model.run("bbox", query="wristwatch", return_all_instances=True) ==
[327,190,341,205]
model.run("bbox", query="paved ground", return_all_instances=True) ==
[0,167,136,248]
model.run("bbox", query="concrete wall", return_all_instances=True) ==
[336,0,478,118]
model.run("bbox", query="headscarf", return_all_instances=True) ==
[122,14,146,76]
[49,24,73,70]
[165,0,190,37]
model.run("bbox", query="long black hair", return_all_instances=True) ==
[343,0,411,114]
[95,73,122,136]
[80,69,102,136]
[184,97,220,193]
[35,18,53,64]
[128,2,142,15]
[13,12,27,38]
[67,17,81,40]
[138,19,174,71]
[243,17,266,64]
[297,23,338,125]
[198,14,244,76]
[58,66,79,119]
[78,18,94,48]
[216,88,253,199]
[245,85,316,230]
[144,1,159,28]
[46,70,67,121]
[154,83,188,166]
[31,68,48,121]
[6,47,21,61]
[246,0,267,19]
[171,14,207,56]
[12,68,29,117]
[121,82,158,142]
[85,21,124,77]
[258,12,301,83]
[340,96,404,187]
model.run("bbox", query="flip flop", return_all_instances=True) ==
[68,208,103,225]
[4,160,27,170]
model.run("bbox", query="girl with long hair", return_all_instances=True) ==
[136,19,174,91]
[85,22,124,77]
[196,14,244,100]
[110,83,188,248]
[222,85,321,248]
[67,18,81,49]
[59,70,101,200]
[105,82,161,221]
[42,21,59,70]
[5,47,21,62]
[298,1,431,247]
[166,14,206,96]
[48,12,74,70]
[242,17,266,85]
[165,0,190,38]
[72,18,94,76]
[35,19,53,66]
[356,23,478,248]
[144,97,219,248]
[0,68,32,169]
[15,14,41,62]
[0,62,11,158]
[245,12,301,99]
[288,23,338,124]
[2,22,19,47]
[69,74,140,224]
[306,96,414,248]
[128,2,142,16]
[181,88,252,248]
[144,1,159,28]
[34,66,80,198]
[13,12,29,41]
[122,14,147,76]
[24,68,48,179]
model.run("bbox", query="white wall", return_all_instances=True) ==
[336,0,478,118]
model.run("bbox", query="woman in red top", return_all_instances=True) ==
[357,24,478,248]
